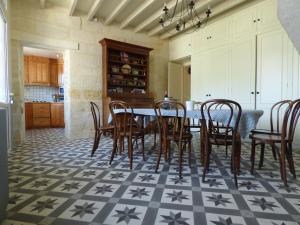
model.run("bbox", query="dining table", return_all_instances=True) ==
[109,108,264,165]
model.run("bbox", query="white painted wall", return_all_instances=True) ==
[9,0,169,143]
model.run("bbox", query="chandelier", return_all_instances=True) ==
[159,0,212,33]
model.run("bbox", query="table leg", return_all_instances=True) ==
[235,132,241,174]
[200,119,206,165]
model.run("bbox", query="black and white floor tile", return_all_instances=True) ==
[2,128,300,225]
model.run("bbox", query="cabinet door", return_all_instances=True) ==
[169,34,191,60]
[230,7,257,40]
[58,63,64,86]
[256,0,280,34]
[192,19,229,53]
[28,57,37,84]
[256,29,286,129]
[50,62,58,87]
[229,37,256,109]
[41,62,49,85]
[51,104,64,127]
[24,56,29,84]
[191,46,229,101]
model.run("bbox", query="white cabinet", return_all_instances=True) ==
[191,46,229,101]
[169,34,191,60]
[229,37,256,109]
[256,0,280,33]
[191,19,229,54]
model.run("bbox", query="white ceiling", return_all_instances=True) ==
[23,47,63,58]
[43,0,251,39]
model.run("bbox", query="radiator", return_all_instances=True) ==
[0,108,8,222]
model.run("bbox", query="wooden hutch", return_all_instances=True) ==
[99,38,154,125]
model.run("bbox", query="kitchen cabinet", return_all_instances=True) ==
[51,103,64,127]
[25,102,64,129]
[24,56,63,87]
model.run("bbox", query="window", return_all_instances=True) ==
[0,7,8,103]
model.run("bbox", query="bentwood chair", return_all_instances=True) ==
[185,102,203,133]
[109,100,145,169]
[249,100,292,169]
[154,100,193,178]
[201,99,242,188]
[250,99,300,186]
[90,102,114,157]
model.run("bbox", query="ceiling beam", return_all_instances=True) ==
[69,0,78,16]
[40,0,46,9]
[160,0,248,39]
[87,0,105,21]
[148,0,213,37]
[120,0,155,29]
[134,0,183,33]
[104,0,131,25]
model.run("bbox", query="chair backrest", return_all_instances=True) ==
[270,100,292,133]
[200,99,242,142]
[90,102,101,130]
[154,100,187,144]
[109,100,134,136]
[281,99,300,142]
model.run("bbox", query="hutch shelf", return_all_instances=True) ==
[99,38,154,125]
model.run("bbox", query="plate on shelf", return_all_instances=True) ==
[121,64,131,74]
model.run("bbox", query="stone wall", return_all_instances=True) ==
[9,0,169,143]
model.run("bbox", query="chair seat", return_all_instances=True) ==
[249,133,282,143]
[251,129,281,136]
[119,127,144,137]
[99,125,114,132]
[208,135,233,145]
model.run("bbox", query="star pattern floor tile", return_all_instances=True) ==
[2,128,300,225]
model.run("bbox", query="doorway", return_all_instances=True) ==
[22,46,65,129]
[168,57,191,103]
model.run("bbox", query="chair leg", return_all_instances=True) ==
[91,131,99,157]
[202,140,210,183]
[179,142,184,179]
[225,144,228,158]
[188,140,192,168]
[279,144,288,186]
[232,141,238,188]
[286,142,296,178]
[155,139,163,173]
[153,125,157,148]
[271,144,277,161]
[250,139,256,175]
[259,143,265,169]
[128,137,133,170]
[110,136,118,165]
[141,135,145,161]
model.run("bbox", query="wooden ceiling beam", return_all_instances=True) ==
[148,0,213,37]
[159,0,247,39]
[134,0,183,33]
[104,0,131,25]
[69,0,78,16]
[87,0,105,21]
[120,0,155,29]
[40,0,46,9]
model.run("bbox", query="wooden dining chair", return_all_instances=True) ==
[249,100,292,169]
[201,99,242,188]
[250,99,300,186]
[154,100,193,178]
[90,102,114,157]
[109,100,145,169]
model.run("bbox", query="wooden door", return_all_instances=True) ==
[168,62,183,102]
[182,65,191,102]
[229,36,256,109]
[25,102,33,129]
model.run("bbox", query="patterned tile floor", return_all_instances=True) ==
[2,128,300,225]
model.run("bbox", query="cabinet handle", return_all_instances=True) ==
[256,91,260,94]
[251,92,254,94]
[257,18,261,22]
[253,20,256,23]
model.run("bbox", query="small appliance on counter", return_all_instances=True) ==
[52,93,64,102]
